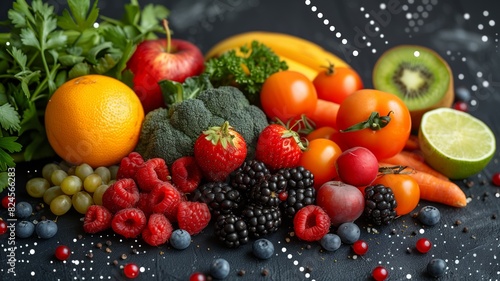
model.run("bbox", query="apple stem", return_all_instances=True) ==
[163,19,172,53]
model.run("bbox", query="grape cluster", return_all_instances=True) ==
[26,162,119,216]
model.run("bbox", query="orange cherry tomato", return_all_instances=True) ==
[313,66,364,104]
[336,89,412,160]
[372,174,420,216]
[260,70,318,122]
[299,138,342,190]
[306,126,337,142]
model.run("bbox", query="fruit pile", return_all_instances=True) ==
[3,1,499,280]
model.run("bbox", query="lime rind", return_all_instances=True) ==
[419,108,496,179]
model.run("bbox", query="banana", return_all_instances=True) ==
[205,31,351,74]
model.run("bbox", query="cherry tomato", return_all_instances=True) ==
[260,70,318,122]
[336,89,412,160]
[299,138,342,189]
[313,66,364,104]
[372,174,420,216]
[306,126,337,141]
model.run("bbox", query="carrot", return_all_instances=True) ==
[381,150,449,180]
[308,99,339,129]
[404,134,420,151]
[378,163,467,208]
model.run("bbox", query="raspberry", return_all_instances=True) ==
[141,213,173,246]
[135,158,170,192]
[116,152,145,180]
[293,205,331,242]
[171,156,203,194]
[136,192,152,218]
[148,181,182,221]
[111,208,147,238]
[102,178,140,213]
[83,205,113,234]
[177,201,211,235]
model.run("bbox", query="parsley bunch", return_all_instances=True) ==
[0,0,169,191]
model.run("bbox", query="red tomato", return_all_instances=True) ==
[372,174,420,216]
[336,89,411,160]
[260,71,318,122]
[299,138,342,189]
[313,66,364,104]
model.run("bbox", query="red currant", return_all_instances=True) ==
[352,240,368,255]
[372,265,389,281]
[278,191,288,201]
[189,272,207,281]
[453,101,468,112]
[2,196,14,209]
[54,245,71,261]
[0,220,7,235]
[492,172,500,186]
[123,263,140,279]
[416,238,432,253]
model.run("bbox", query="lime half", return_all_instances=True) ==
[419,108,496,179]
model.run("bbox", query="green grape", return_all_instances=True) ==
[92,184,109,205]
[108,165,119,180]
[72,191,94,214]
[50,169,68,186]
[75,163,93,181]
[60,175,82,195]
[42,163,61,183]
[43,186,64,205]
[83,173,103,193]
[26,177,50,198]
[94,167,111,184]
[50,194,72,216]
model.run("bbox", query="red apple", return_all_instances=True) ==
[336,146,379,187]
[127,21,205,113]
[316,181,365,226]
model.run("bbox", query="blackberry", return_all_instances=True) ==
[214,213,249,248]
[242,203,281,238]
[363,184,398,226]
[277,166,316,217]
[250,173,287,207]
[230,160,270,194]
[190,182,241,216]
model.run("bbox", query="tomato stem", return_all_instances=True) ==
[340,111,393,133]
[320,60,335,75]
[378,165,414,175]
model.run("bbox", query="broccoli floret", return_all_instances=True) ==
[136,108,194,164]
[197,86,250,119]
[169,99,213,139]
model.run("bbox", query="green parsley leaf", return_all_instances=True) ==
[0,103,21,132]
[0,136,23,170]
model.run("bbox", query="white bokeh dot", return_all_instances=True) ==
[464,13,470,20]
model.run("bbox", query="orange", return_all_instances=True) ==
[45,74,144,168]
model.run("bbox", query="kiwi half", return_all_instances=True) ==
[372,45,454,130]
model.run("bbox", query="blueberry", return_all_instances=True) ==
[427,258,447,277]
[170,229,191,250]
[320,233,342,252]
[210,258,230,279]
[455,86,471,102]
[36,220,58,239]
[16,221,35,238]
[252,238,275,260]
[15,201,33,219]
[417,206,441,226]
[336,222,360,244]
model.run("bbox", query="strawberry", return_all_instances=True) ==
[194,121,247,182]
[255,123,305,171]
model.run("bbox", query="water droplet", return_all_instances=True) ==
[483,81,489,87]
[329,26,335,31]
[477,72,483,78]
[372,49,377,53]
[406,13,413,19]
[402,5,409,11]
[489,20,495,26]
[336,32,342,38]
[365,13,370,18]
[478,24,484,30]
[317,13,323,18]
[380,3,386,9]
[471,85,478,91]
[482,35,488,42]
[305,0,311,5]
[360,7,365,12]
[458,73,465,80]
[311,6,317,12]
[464,13,470,20]
[353,50,359,56]
[483,10,489,17]
[342,38,348,44]
[380,34,385,38]
[323,19,329,25]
